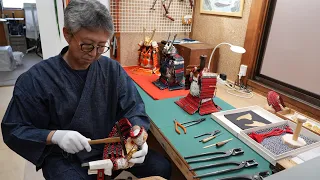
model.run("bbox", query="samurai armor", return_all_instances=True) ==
[175,72,220,115]
[101,118,147,171]
[175,93,201,115]
[153,53,185,91]
[267,91,285,112]
[199,99,220,115]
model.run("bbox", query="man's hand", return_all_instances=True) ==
[128,142,148,164]
[51,130,92,154]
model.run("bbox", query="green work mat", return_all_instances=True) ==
[135,84,271,179]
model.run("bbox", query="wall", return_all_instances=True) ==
[120,32,188,66]
[36,0,109,59]
[36,0,67,59]
[191,0,252,81]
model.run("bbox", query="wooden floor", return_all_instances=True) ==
[0,83,268,180]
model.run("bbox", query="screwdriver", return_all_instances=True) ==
[203,138,233,149]
[200,133,223,143]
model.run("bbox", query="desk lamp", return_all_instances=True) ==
[207,42,246,71]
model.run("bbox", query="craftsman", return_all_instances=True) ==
[1,0,171,179]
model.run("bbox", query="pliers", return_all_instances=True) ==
[181,118,206,127]
[191,159,259,179]
[216,171,271,180]
[174,118,206,134]
[174,119,187,134]
[194,129,219,138]
[184,148,244,163]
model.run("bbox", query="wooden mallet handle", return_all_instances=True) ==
[88,137,121,145]
[293,116,307,141]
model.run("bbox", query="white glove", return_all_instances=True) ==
[128,142,148,164]
[51,130,92,154]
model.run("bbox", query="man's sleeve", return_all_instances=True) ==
[116,66,150,130]
[1,87,51,167]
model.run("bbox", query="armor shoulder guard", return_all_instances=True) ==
[151,41,158,48]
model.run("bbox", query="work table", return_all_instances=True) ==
[136,82,318,179]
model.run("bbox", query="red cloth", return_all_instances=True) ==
[123,66,189,100]
[248,126,293,143]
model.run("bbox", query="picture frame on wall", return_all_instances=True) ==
[200,0,244,17]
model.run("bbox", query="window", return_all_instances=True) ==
[254,0,320,107]
[3,0,35,9]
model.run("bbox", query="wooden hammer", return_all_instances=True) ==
[88,122,127,155]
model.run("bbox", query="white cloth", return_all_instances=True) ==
[0,46,16,71]
[51,130,92,154]
[87,159,113,176]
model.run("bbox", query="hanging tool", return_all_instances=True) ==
[189,0,194,9]
[161,0,175,21]
[216,171,271,180]
[191,159,259,179]
[194,130,220,138]
[181,118,206,128]
[174,119,187,134]
[150,0,157,10]
[203,138,233,149]
[161,0,169,14]
[184,148,244,163]
[111,36,117,58]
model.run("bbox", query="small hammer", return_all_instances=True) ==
[88,122,127,155]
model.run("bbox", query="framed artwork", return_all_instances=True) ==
[200,0,245,17]
[224,110,271,130]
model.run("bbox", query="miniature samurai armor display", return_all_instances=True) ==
[134,28,159,75]
[153,34,185,90]
[175,55,221,115]
[83,118,148,179]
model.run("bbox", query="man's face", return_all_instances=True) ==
[64,28,110,65]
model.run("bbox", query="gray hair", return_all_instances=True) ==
[64,0,114,37]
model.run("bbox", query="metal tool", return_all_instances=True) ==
[167,0,173,10]
[216,171,271,180]
[203,138,233,148]
[150,0,157,10]
[194,130,220,138]
[191,159,259,179]
[189,0,194,9]
[181,118,206,127]
[174,119,187,134]
[112,36,117,58]
[184,148,244,163]
[161,0,169,14]
[200,133,222,143]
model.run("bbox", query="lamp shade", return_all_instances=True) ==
[230,45,246,54]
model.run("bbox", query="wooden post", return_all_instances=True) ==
[292,116,307,141]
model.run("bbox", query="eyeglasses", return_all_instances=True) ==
[72,34,110,54]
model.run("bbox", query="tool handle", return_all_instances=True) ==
[202,135,216,143]
[165,14,175,21]
[216,138,233,147]
[88,137,121,145]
